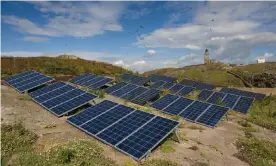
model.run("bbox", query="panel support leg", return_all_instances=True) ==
[146,151,151,159]
[92,100,96,105]
[173,129,180,143]
[225,113,228,121]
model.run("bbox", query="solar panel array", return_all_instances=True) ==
[151,94,229,127]
[147,74,177,83]
[105,82,161,105]
[197,89,255,114]
[30,81,97,117]
[70,73,113,89]
[220,87,265,101]
[120,74,149,86]
[67,100,179,160]
[4,71,54,93]
[179,79,216,90]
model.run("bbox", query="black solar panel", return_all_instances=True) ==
[151,94,179,110]
[222,94,240,108]
[233,97,254,114]
[197,90,214,101]
[149,80,166,89]
[105,82,128,94]
[180,101,211,121]
[30,82,66,98]
[131,89,161,105]
[195,105,229,127]
[220,87,265,101]
[163,97,194,115]
[88,78,113,89]
[169,84,184,94]
[207,92,227,105]
[5,71,54,93]
[179,79,198,87]
[162,82,174,89]
[177,86,195,96]
[121,86,148,101]
[112,84,138,97]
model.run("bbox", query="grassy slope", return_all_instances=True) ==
[143,62,276,87]
[1,57,131,79]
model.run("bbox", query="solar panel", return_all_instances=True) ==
[179,79,198,87]
[120,73,135,82]
[206,92,227,105]
[67,100,118,126]
[4,71,54,93]
[121,86,148,101]
[131,89,161,105]
[151,94,179,110]
[195,105,229,127]
[88,78,113,89]
[97,110,155,146]
[117,116,179,160]
[233,97,254,114]
[83,76,105,86]
[81,105,135,135]
[31,83,97,117]
[194,82,216,90]
[112,84,138,97]
[147,74,177,83]
[180,101,211,121]
[169,84,184,94]
[149,81,166,89]
[177,86,195,96]
[30,82,67,98]
[131,76,149,86]
[222,94,240,108]
[197,90,214,101]
[73,74,97,84]
[163,97,194,115]
[70,74,91,83]
[162,82,174,89]
[220,87,265,101]
[105,82,128,94]
[66,100,179,160]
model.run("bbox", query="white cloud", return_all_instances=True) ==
[256,53,275,62]
[147,50,156,55]
[136,2,276,64]
[113,59,150,73]
[23,36,49,42]
[263,53,273,58]
[1,51,46,57]
[164,53,202,68]
[2,2,125,37]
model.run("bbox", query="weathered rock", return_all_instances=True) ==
[251,73,276,88]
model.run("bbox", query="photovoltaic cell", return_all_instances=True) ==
[149,81,166,89]
[83,76,105,86]
[163,97,194,115]
[112,84,138,97]
[162,82,174,89]
[194,82,216,90]
[207,92,226,105]
[131,89,161,105]
[177,86,195,96]
[4,71,54,93]
[169,84,184,94]
[179,79,198,87]
[88,78,113,89]
[180,101,210,121]
[120,73,135,82]
[222,94,239,108]
[121,86,148,101]
[116,116,179,160]
[70,74,90,83]
[147,74,176,83]
[151,94,179,110]
[196,105,229,127]
[197,90,214,101]
[105,82,128,94]
[233,97,254,114]
[97,110,155,146]
[80,105,135,135]
[30,82,66,98]
[73,74,97,84]
[67,100,118,126]
[220,87,265,101]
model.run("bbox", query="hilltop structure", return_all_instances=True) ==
[57,54,79,59]
[204,49,215,64]
[257,58,265,64]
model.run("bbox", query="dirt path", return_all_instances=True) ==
[1,85,275,166]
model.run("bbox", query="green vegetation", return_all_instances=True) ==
[17,94,32,101]
[1,57,130,78]
[43,123,57,129]
[235,137,276,166]
[123,159,136,166]
[1,122,38,166]
[193,162,209,166]
[187,125,206,132]
[216,97,226,107]
[247,95,276,131]
[238,120,258,136]
[140,159,178,166]
[160,140,175,153]
[186,90,200,100]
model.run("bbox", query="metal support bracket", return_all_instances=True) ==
[173,129,181,143]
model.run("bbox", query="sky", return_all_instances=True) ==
[2,1,276,73]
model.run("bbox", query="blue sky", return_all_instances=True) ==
[2,1,276,73]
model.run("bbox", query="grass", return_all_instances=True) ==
[123,159,136,166]
[1,122,38,166]
[140,159,178,166]
[235,137,276,166]
[185,90,200,100]
[42,123,57,129]
[193,162,209,166]
[247,95,276,131]
[187,125,206,132]
[160,140,175,153]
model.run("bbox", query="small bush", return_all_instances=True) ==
[188,125,206,131]
[43,123,57,128]
[193,162,209,166]
[140,159,178,166]
[235,137,276,166]
[160,140,175,153]
[17,94,32,101]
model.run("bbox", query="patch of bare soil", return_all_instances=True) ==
[1,85,275,166]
